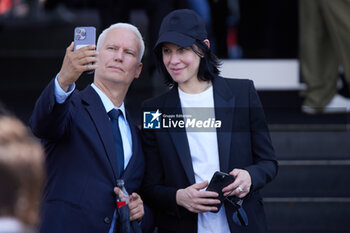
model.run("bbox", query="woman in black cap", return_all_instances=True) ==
[141,9,278,233]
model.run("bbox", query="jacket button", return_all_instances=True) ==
[104,217,111,224]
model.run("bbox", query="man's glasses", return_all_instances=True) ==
[224,195,249,227]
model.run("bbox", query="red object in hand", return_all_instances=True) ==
[117,200,127,209]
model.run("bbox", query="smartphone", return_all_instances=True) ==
[206,171,235,213]
[74,26,96,51]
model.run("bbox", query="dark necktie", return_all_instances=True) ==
[108,109,124,178]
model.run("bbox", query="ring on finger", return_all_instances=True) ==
[237,186,243,193]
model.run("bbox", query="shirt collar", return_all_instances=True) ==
[91,83,126,118]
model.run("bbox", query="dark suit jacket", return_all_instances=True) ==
[29,79,145,233]
[141,76,278,233]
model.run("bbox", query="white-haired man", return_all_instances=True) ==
[30,23,145,233]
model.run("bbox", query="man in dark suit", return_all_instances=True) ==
[30,23,145,233]
[141,9,278,233]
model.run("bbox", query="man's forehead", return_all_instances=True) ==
[106,28,137,41]
[104,28,140,48]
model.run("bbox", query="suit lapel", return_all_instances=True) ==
[81,86,118,183]
[213,77,235,173]
[166,88,195,184]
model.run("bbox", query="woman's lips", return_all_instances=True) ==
[170,67,184,75]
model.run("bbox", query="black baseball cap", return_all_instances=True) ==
[155,9,207,49]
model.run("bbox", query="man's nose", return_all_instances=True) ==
[114,49,123,61]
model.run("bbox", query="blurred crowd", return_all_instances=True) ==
[0,0,241,59]
[0,107,44,233]
[1,0,349,112]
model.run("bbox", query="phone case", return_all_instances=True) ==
[74,26,96,51]
[206,171,235,213]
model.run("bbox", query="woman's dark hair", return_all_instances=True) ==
[154,40,222,87]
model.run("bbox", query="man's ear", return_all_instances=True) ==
[204,39,210,49]
[134,62,143,79]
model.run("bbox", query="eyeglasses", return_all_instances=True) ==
[224,195,249,227]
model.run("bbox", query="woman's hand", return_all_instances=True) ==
[222,169,252,198]
[176,181,220,213]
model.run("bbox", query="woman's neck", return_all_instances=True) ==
[178,79,211,94]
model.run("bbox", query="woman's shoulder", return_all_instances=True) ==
[215,76,254,90]
[217,75,252,85]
